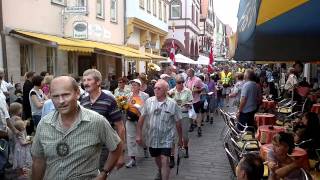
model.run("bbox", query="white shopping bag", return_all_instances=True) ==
[188,107,197,120]
[203,100,208,110]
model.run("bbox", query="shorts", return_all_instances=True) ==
[149,147,171,157]
[193,101,204,114]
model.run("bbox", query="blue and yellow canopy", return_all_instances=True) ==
[235,0,320,61]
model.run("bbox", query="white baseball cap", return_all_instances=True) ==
[129,79,142,85]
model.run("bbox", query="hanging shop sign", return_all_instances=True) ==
[73,21,88,39]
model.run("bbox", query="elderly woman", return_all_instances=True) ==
[168,75,193,158]
[267,132,304,180]
[125,79,149,168]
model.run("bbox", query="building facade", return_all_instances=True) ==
[125,0,168,75]
[199,0,214,56]
[2,0,124,83]
[214,17,226,58]
[163,0,201,60]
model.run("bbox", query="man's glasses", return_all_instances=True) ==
[154,87,161,90]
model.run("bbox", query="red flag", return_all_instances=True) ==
[209,45,214,64]
[169,40,176,64]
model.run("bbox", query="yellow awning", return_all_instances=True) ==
[72,40,150,59]
[110,44,164,60]
[13,30,94,53]
[145,52,166,60]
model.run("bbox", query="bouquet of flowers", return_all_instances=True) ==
[116,96,129,110]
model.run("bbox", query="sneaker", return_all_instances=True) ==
[197,127,202,137]
[144,148,149,158]
[125,159,136,168]
[154,170,162,180]
[169,155,175,168]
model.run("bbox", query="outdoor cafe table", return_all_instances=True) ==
[260,144,310,170]
[261,99,276,110]
[256,125,285,144]
[311,103,320,114]
[255,113,276,127]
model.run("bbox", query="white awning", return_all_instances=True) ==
[164,54,197,64]
[197,55,209,65]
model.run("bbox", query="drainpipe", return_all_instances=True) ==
[123,0,127,76]
[0,0,8,81]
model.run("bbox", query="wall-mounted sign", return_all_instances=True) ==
[73,21,88,39]
[65,6,87,13]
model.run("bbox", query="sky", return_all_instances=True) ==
[213,0,240,31]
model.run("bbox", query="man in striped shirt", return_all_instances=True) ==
[81,69,125,169]
[136,79,183,180]
[31,76,122,180]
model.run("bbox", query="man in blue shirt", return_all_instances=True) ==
[236,69,261,131]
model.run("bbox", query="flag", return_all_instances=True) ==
[209,45,214,64]
[169,40,176,64]
[208,45,214,73]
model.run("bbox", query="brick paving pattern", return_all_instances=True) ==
[110,113,233,180]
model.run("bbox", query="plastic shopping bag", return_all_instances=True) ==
[203,100,208,110]
[188,107,197,120]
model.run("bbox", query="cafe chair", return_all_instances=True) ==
[300,168,312,180]
[229,136,260,159]
[224,142,238,177]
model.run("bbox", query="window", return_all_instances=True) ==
[20,45,32,76]
[110,0,117,22]
[153,0,157,16]
[46,47,57,75]
[192,4,194,22]
[77,0,87,6]
[147,0,151,12]
[139,0,144,9]
[196,11,198,26]
[170,0,181,19]
[158,0,162,20]
[163,4,167,22]
[96,0,104,18]
[51,0,65,6]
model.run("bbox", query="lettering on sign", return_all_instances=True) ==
[73,21,88,39]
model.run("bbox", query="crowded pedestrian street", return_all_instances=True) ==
[2,0,320,180]
[110,109,233,180]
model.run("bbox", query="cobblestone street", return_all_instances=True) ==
[110,112,233,180]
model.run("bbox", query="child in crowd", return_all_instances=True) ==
[9,102,23,122]
[216,80,224,108]
[13,120,32,178]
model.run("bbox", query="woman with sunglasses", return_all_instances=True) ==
[168,75,193,158]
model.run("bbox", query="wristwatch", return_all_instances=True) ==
[101,169,110,178]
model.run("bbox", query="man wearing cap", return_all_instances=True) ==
[81,69,125,169]
[125,79,149,168]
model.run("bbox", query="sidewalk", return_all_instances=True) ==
[110,112,233,180]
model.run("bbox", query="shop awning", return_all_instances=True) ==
[160,54,197,64]
[72,40,150,59]
[11,30,94,53]
[109,44,165,60]
[235,0,320,61]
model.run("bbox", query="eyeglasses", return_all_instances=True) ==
[118,81,124,84]
[154,87,162,90]
[176,81,184,84]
